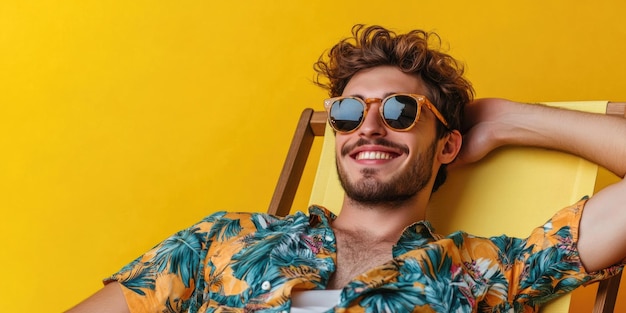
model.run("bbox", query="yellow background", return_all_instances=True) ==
[0,1,624,311]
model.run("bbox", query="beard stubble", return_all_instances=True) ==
[336,138,437,205]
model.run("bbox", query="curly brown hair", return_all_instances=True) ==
[314,24,474,192]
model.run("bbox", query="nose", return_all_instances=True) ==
[358,101,387,138]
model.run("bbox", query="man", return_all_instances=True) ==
[68,25,626,312]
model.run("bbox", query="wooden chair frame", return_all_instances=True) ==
[269,102,626,313]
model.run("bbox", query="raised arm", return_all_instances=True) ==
[457,98,626,272]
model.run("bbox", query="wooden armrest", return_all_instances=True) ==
[607,102,626,117]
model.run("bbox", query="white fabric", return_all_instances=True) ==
[290,289,341,313]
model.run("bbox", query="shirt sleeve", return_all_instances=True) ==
[104,213,221,312]
[507,198,624,306]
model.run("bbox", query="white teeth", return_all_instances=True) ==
[356,151,393,160]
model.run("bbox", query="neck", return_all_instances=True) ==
[332,192,430,242]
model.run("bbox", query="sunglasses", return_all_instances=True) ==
[324,94,450,133]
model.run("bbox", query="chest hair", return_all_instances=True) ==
[326,229,395,289]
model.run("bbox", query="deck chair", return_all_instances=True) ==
[269,101,626,313]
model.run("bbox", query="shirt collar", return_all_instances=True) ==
[307,205,337,228]
[306,205,439,242]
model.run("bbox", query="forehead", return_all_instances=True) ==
[342,66,428,97]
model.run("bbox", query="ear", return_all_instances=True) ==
[437,130,462,164]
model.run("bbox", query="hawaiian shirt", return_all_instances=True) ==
[106,198,623,313]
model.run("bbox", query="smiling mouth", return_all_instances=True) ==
[354,151,396,160]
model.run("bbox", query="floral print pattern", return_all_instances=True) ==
[107,199,623,312]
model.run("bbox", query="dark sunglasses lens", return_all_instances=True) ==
[329,98,364,132]
[383,95,419,130]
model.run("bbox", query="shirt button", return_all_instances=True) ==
[280,311,288,313]
[325,235,333,242]
[261,281,271,291]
